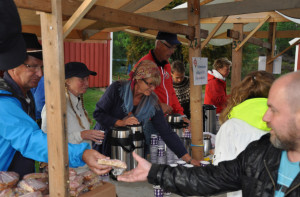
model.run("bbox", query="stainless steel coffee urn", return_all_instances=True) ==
[111,127,134,171]
[166,114,191,155]
[203,134,212,156]
[203,104,217,134]
[127,124,144,169]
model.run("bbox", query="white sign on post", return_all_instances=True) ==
[192,57,208,85]
[258,56,282,74]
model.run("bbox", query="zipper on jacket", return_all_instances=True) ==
[284,181,300,196]
[265,159,300,196]
[264,159,276,196]
[160,67,169,105]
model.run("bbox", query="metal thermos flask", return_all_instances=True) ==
[111,127,134,171]
[203,104,217,134]
[127,124,144,169]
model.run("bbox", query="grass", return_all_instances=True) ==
[83,88,105,129]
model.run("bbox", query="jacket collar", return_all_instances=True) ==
[3,71,26,99]
[150,50,168,68]
[208,69,226,81]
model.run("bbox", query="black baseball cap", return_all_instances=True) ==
[65,62,97,79]
[22,33,43,60]
[0,0,27,70]
[156,31,181,45]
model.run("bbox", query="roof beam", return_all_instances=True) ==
[267,39,300,64]
[63,0,97,39]
[235,15,270,51]
[120,0,153,12]
[22,25,111,41]
[227,30,271,49]
[15,0,199,39]
[142,0,300,21]
[201,16,227,50]
[215,30,300,39]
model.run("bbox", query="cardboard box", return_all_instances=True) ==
[80,182,116,197]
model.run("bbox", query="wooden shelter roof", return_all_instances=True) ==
[16,0,300,44]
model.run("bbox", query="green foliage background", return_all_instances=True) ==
[112,0,297,80]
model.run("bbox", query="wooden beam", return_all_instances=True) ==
[215,30,300,39]
[235,15,270,51]
[39,0,68,196]
[231,23,243,89]
[120,0,153,12]
[63,0,97,39]
[199,11,289,24]
[22,25,111,40]
[227,30,271,49]
[200,0,214,6]
[201,16,228,50]
[81,0,154,39]
[267,40,300,64]
[87,6,197,39]
[266,23,276,72]
[15,0,197,39]
[124,27,190,46]
[142,0,300,21]
[188,0,203,161]
[85,10,291,32]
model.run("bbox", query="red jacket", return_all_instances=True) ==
[204,73,227,113]
[131,50,184,115]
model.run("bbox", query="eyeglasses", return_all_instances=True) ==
[141,78,155,88]
[24,64,43,72]
[160,41,177,50]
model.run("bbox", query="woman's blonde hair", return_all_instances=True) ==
[65,81,92,129]
[219,70,275,124]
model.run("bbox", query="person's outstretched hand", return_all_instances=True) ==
[117,152,152,182]
[82,149,112,175]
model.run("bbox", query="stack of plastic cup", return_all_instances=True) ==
[157,135,165,146]
[153,185,164,197]
[183,128,192,139]
[157,145,166,164]
[150,134,159,163]
[99,173,110,182]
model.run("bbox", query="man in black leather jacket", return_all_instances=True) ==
[118,71,300,197]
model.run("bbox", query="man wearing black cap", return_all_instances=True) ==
[130,32,185,116]
[0,0,111,177]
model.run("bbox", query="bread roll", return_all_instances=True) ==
[18,179,47,193]
[97,159,127,169]
[0,171,19,191]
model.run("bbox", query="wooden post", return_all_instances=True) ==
[188,0,203,160]
[39,0,68,196]
[266,22,276,73]
[231,23,243,89]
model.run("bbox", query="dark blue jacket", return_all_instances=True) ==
[93,81,187,158]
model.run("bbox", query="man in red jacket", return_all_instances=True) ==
[130,32,186,117]
[129,32,190,149]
